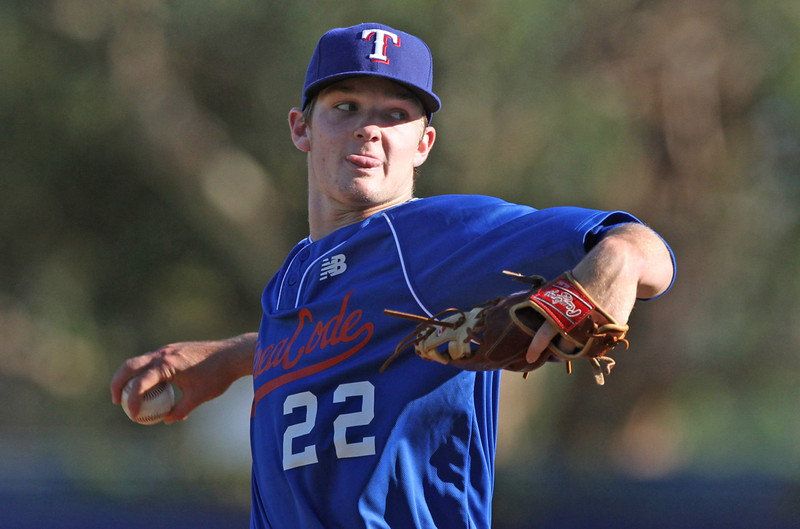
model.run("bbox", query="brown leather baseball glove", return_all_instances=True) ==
[381,271,629,385]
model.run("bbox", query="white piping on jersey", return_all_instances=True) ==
[275,237,349,309]
[382,212,434,317]
[274,237,310,309]
[294,241,348,308]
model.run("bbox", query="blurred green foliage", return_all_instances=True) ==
[3,0,800,521]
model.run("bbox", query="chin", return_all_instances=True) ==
[337,178,411,208]
[341,182,384,203]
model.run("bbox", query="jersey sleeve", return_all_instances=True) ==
[384,195,643,314]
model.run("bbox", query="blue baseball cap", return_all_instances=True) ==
[302,23,441,120]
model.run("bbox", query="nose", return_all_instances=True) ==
[354,120,381,142]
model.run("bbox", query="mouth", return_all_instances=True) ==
[346,154,383,171]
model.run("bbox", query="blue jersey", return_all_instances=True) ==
[250,195,641,528]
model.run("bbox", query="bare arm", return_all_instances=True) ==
[110,332,257,424]
[526,223,674,362]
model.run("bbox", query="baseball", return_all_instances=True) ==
[121,379,175,425]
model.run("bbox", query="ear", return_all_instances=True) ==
[288,108,311,152]
[413,126,436,168]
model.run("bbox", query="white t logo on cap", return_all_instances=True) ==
[361,29,400,64]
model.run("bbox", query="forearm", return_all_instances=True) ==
[217,332,259,380]
[110,331,259,421]
[572,223,674,322]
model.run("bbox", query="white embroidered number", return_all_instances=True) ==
[282,392,319,470]
[333,382,376,459]
[282,382,376,470]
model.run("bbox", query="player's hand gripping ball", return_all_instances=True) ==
[121,378,175,425]
[381,271,630,385]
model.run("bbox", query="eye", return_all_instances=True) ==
[334,102,357,112]
[388,109,409,121]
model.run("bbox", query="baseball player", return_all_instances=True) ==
[111,23,675,529]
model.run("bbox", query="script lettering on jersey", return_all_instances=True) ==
[252,291,374,412]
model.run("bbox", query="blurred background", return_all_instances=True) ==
[2,0,800,527]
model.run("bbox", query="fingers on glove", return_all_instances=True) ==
[526,321,571,363]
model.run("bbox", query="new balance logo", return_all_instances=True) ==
[320,254,347,280]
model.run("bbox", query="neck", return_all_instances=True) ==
[308,194,412,240]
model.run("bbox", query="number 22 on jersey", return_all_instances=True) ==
[282,381,376,470]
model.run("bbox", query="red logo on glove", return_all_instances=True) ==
[529,278,594,332]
